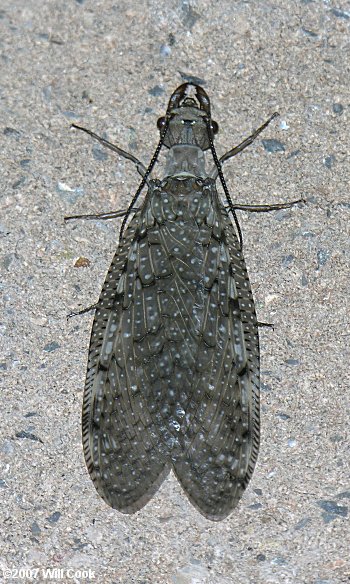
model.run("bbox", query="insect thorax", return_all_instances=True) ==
[164,144,206,179]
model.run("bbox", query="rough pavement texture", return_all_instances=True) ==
[1,1,349,583]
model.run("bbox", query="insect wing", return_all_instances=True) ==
[172,202,260,520]
[82,177,260,519]
[82,209,171,513]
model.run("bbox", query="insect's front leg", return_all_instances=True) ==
[220,112,280,162]
[71,124,147,177]
[210,112,279,177]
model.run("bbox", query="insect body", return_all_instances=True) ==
[70,84,299,520]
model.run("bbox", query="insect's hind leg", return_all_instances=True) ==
[257,321,274,330]
[64,206,140,317]
[67,304,98,320]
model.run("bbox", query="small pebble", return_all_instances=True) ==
[47,511,61,523]
[262,139,285,153]
[332,103,344,114]
[43,341,60,352]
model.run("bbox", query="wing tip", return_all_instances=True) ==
[86,462,171,515]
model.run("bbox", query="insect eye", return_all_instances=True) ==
[157,116,167,130]
[211,120,219,134]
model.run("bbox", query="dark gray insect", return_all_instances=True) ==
[67,84,301,520]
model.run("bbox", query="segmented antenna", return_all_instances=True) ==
[204,117,243,249]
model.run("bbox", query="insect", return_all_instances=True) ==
[67,84,301,520]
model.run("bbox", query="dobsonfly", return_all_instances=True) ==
[67,83,302,520]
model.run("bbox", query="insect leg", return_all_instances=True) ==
[231,199,305,213]
[67,303,98,319]
[220,112,279,164]
[64,208,140,222]
[257,321,275,330]
[71,124,147,177]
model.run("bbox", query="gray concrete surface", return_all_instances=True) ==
[1,1,349,583]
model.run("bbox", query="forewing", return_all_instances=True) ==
[172,199,260,521]
[82,209,170,513]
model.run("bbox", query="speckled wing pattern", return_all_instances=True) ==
[82,176,259,520]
